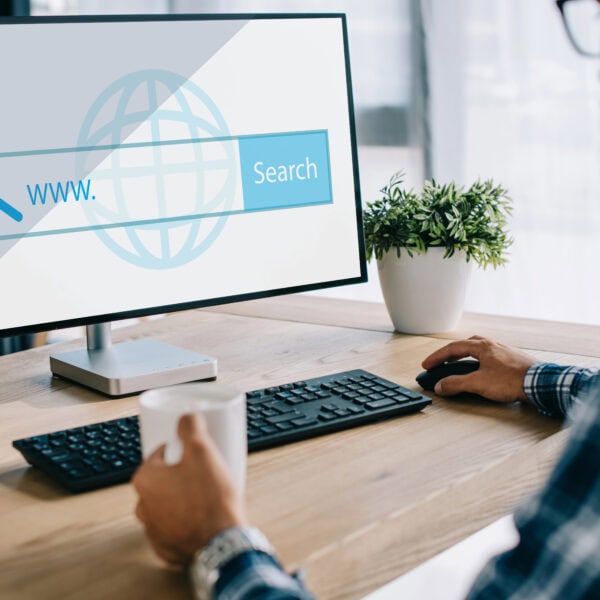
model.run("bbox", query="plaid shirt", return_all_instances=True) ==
[200,362,599,600]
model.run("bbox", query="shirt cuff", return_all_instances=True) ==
[215,550,312,599]
[523,363,598,418]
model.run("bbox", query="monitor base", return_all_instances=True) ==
[50,339,218,397]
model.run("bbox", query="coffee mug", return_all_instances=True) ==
[138,383,247,489]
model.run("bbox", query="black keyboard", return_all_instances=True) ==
[13,369,431,492]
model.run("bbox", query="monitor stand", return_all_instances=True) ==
[49,323,217,397]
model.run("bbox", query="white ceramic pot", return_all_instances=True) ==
[378,247,472,334]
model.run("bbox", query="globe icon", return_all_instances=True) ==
[76,69,236,269]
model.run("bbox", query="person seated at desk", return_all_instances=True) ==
[133,337,600,599]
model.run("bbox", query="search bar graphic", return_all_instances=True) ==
[0,130,332,242]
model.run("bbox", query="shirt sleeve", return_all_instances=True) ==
[467,373,600,599]
[523,363,599,418]
[213,550,315,600]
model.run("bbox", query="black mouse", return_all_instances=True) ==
[416,359,480,392]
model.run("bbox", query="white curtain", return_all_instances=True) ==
[432,0,600,325]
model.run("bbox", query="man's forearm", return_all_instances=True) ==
[523,363,599,418]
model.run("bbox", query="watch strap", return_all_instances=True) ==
[190,527,276,600]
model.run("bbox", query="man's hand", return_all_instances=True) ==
[422,336,537,403]
[132,414,247,565]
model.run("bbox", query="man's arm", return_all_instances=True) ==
[467,375,600,599]
[523,362,599,417]
[132,414,313,600]
[422,336,599,417]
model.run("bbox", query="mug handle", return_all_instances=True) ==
[164,438,183,465]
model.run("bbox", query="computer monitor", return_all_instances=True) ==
[0,13,366,396]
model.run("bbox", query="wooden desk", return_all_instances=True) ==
[1,297,598,600]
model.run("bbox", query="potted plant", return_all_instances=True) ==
[363,172,512,334]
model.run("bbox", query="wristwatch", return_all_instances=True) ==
[190,526,276,600]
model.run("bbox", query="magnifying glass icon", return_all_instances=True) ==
[0,198,23,222]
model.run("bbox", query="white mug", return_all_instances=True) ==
[138,383,247,489]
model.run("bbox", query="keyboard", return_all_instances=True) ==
[13,369,431,492]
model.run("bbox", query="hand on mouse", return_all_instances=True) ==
[421,336,537,403]
[132,414,247,565]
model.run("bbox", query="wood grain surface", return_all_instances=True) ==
[1,297,597,600]
[206,295,600,358]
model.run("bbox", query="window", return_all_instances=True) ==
[460,0,600,325]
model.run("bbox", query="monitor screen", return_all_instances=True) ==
[0,14,365,337]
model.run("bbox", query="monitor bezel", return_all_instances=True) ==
[0,12,367,337]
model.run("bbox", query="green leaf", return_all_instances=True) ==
[363,172,513,269]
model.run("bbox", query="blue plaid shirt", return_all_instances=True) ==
[199,363,600,600]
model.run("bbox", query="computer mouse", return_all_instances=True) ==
[416,359,480,392]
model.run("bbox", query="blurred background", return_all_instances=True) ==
[3,0,599,355]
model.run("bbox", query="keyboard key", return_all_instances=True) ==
[291,417,317,427]
[265,412,300,425]
[41,447,64,457]
[48,452,74,463]
[58,460,85,471]
[246,390,262,399]
[266,401,294,413]
[92,463,111,474]
[247,429,260,438]
[365,398,397,410]
[275,422,293,431]
[68,468,90,479]
[353,396,372,405]
[399,390,423,400]
[368,393,385,401]
[382,382,400,390]
[247,395,269,405]
[318,413,336,421]
[348,406,365,414]
[392,394,411,403]
[260,425,278,435]
[333,408,350,417]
